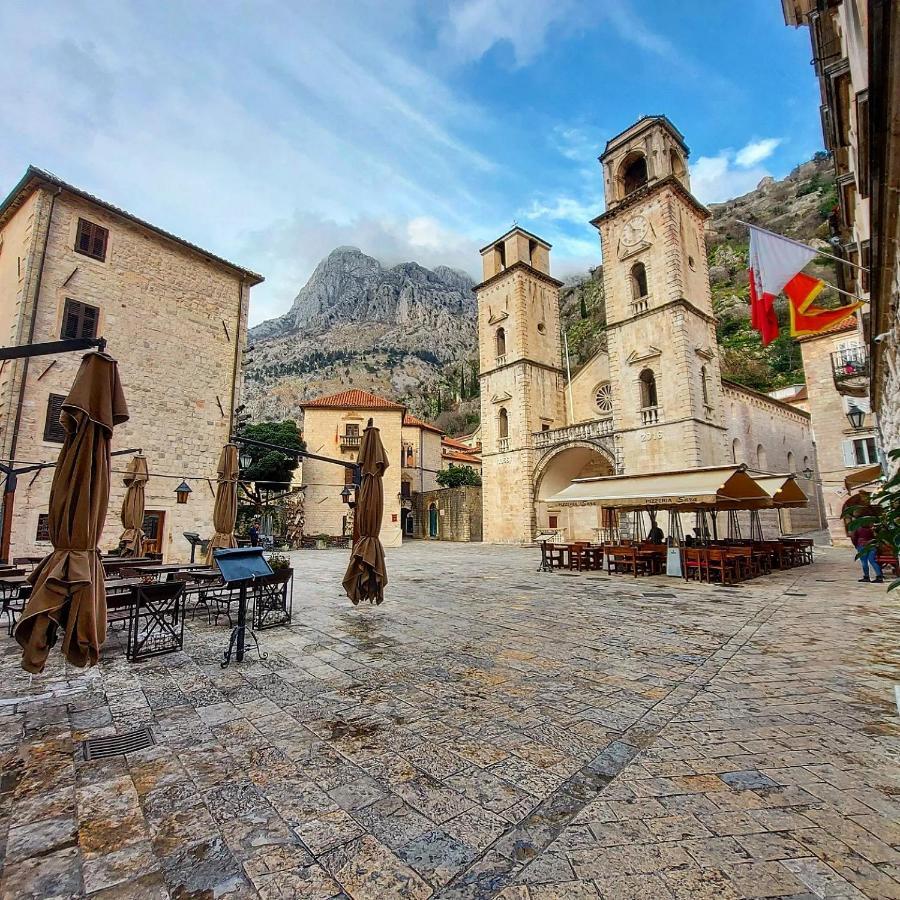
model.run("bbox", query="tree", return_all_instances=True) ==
[580,294,588,319]
[237,420,305,509]
[436,464,482,488]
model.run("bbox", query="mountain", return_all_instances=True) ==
[243,248,477,421]
[559,153,838,391]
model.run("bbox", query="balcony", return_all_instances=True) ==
[831,346,869,397]
[630,296,650,314]
[495,354,507,367]
[497,437,510,452]
[640,406,660,426]
[340,433,361,450]
[532,418,614,450]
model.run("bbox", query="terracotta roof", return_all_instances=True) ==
[443,451,482,464]
[301,389,405,411]
[0,166,263,284]
[796,314,858,342]
[442,435,475,451]
[403,413,444,435]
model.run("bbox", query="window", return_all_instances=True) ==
[732,438,742,464]
[344,466,354,486]
[541,423,551,431]
[494,241,506,271]
[498,407,509,439]
[757,444,768,470]
[401,480,411,498]
[44,394,66,443]
[496,327,506,359]
[630,263,648,300]
[36,513,50,542]
[528,239,537,265]
[787,451,795,472]
[670,148,686,178]
[75,218,109,262]
[856,90,869,198]
[700,366,710,407]
[61,299,99,340]
[595,382,613,414]
[845,437,877,466]
[345,423,359,437]
[548,515,558,529]
[621,152,648,196]
[638,369,657,409]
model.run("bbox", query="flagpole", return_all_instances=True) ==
[739,220,869,272]
[817,279,868,304]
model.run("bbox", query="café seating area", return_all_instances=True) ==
[0,553,293,662]
[539,538,814,584]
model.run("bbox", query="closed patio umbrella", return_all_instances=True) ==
[206,444,239,564]
[119,454,148,557]
[343,419,388,605]
[15,351,128,673]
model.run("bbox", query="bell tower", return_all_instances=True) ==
[591,116,728,473]
[476,227,567,543]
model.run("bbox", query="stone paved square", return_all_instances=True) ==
[1,542,899,899]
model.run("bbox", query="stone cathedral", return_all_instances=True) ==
[476,116,822,544]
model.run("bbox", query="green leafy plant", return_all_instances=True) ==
[846,448,900,592]
[266,553,291,571]
[237,420,305,509]
[436,464,482,488]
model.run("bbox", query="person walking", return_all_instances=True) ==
[249,519,261,547]
[850,522,884,583]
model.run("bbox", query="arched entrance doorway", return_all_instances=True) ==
[428,503,439,538]
[534,443,616,541]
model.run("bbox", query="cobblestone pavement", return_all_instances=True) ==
[0,543,899,899]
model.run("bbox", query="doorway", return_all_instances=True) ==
[142,510,166,556]
[428,503,439,538]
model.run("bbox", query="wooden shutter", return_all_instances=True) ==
[841,440,856,468]
[61,299,99,340]
[75,218,108,262]
[43,394,67,443]
[35,514,50,541]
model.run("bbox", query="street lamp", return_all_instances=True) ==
[238,447,253,470]
[802,466,814,480]
[174,480,192,504]
[846,404,865,430]
[340,485,353,505]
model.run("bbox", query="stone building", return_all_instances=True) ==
[0,167,262,561]
[441,435,482,476]
[477,117,822,544]
[299,389,448,546]
[782,1,900,477]
[412,485,482,542]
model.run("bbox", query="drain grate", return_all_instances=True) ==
[82,727,155,760]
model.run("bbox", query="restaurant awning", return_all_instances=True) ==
[753,474,809,509]
[545,464,773,511]
[844,464,882,493]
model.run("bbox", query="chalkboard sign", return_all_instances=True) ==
[213,547,273,583]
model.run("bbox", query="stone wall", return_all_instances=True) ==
[0,187,253,561]
[412,486,482,541]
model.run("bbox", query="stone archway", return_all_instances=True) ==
[533,441,616,541]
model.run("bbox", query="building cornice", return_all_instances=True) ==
[722,379,812,421]
[474,260,564,293]
[605,296,717,329]
[478,226,552,254]
[479,357,565,379]
[590,175,710,228]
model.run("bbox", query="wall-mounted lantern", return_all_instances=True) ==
[175,480,192,504]
[846,404,865,430]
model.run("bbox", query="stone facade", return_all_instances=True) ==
[799,320,879,545]
[477,117,821,544]
[412,485,482,541]
[0,169,261,561]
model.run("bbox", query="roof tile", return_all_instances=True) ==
[302,389,406,411]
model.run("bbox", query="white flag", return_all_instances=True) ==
[748,226,817,297]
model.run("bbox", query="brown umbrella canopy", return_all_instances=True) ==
[206,444,239,564]
[343,421,389,605]
[15,352,128,673]
[119,454,149,557]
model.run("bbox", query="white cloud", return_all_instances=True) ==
[520,196,597,225]
[735,137,782,168]
[690,152,771,205]
[439,0,579,65]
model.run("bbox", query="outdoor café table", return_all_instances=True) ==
[581,545,604,571]
[130,563,206,581]
[636,550,665,575]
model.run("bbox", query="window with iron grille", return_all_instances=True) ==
[75,218,109,262]
[36,513,50,542]
[44,394,66,443]
[61,298,99,340]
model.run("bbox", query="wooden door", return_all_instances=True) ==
[142,510,166,556]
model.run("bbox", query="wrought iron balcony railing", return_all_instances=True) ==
[831,346,869,397]
[532,417,614,450]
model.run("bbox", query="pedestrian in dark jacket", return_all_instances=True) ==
[851,524,884,583]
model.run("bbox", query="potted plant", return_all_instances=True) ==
[266,553,291,572]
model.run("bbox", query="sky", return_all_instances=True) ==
[0,1,824,325]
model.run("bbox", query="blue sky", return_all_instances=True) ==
[0,1,823,324]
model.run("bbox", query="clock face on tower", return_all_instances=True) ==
[621,214,649,247]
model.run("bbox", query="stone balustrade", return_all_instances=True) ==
[532,417,614,449]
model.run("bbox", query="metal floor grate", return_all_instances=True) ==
[82,727,155,760]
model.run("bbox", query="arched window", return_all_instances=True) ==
[496,327,506,358]
[787,451,795,472]
[630,262,648,300]
[700,366,710,407]
[498,407,509,439]
[639,369,657,409]
[757,444,768,470]
[621,152,648,197]
[802,455,810,477]
[670,148,686,178]
[732,438,742,464]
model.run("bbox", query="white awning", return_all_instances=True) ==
[545,464,773,511]
[753,474,809,508]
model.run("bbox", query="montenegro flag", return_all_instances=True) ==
[783,271,863,337]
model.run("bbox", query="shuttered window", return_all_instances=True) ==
[43,394,66,443]
[61,299,99,340]
[36,514,50,542]
[74,218,109,261]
